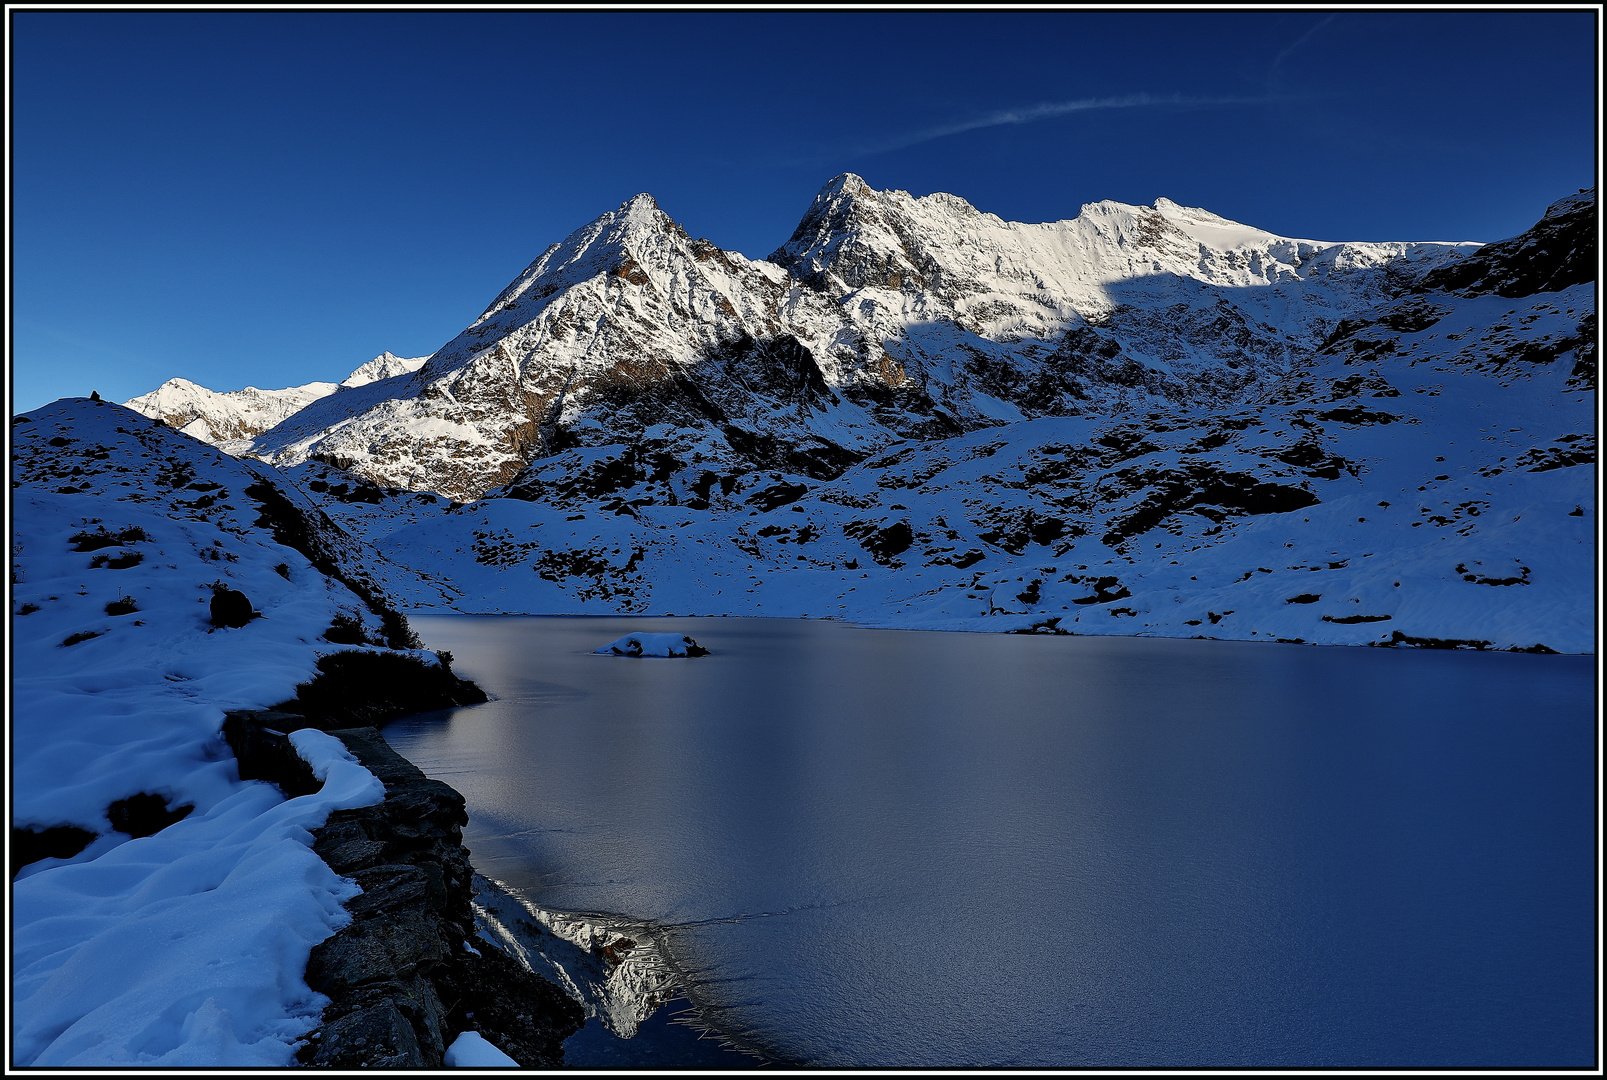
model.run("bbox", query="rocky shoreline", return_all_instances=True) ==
[224,708,585,1067]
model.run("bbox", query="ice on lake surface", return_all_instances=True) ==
[385,616,1595,1068]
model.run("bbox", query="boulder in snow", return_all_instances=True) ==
[209,585,261,628]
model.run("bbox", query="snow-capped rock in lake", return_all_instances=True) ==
[594,632,709,657]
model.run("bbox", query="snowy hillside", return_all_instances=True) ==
[8,398,458,1065]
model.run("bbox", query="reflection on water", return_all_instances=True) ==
[385,616,1595,1068]
[469,872,765,1067]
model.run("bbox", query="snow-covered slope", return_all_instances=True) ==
[282,187,1594,653]
[8,398,456,1065]
[123,353,429,452]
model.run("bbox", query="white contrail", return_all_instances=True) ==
[857,92,1270,155]
[1267,14,1337,93]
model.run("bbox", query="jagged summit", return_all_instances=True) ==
[471,191,683,323]
[823,171,872,195]
[342,351,431,388]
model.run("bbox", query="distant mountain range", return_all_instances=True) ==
[91,177,1596,651]
[124,351,429,452]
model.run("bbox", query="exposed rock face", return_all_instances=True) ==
[105,792,194,837]
[241,176,1477,502]
[1419,190,1595,299]
[10,826,97,877]
[223,714,583,1068]
[208,584,259,628]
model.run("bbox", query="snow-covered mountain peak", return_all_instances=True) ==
[249,189,828,498]
[793,172,882,222]
[340,352,430,388]
[821,171,873,197]
[778,177,1480,308]
[123,352,433,451]
[117,174,1552,512]
[567,190,676,247]
[770,176,1006,297]
[621,191,660,215]
[460,191,693,335]
[777,180,1314,308]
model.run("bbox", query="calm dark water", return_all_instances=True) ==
[386,616,1596,1068]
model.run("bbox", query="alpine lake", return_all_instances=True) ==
[382,615,1596,1069]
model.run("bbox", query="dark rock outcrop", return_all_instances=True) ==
[241,478,421,649]
[106,793,194,837]
[1419,190,1595,299]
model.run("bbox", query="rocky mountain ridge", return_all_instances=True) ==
[135,175,1478,503]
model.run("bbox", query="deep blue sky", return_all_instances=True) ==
[11,9,1597,411]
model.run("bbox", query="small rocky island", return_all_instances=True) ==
[595,632,711,657]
